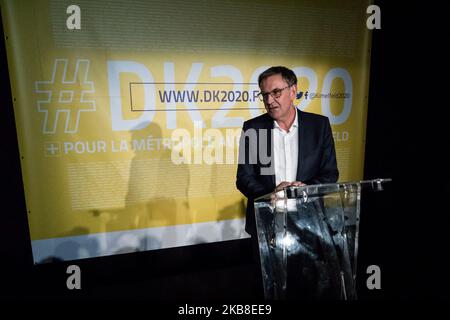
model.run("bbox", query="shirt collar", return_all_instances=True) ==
[274,108,299,132]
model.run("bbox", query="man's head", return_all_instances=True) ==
[258,66,297,125]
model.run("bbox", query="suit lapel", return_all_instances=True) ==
[268,121,275,186]
[296,109,305,181]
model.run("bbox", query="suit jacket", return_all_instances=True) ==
[236,109,339,236]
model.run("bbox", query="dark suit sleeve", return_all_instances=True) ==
[303,117,339,185]
[236,122,274,199]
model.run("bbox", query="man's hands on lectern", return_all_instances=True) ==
[274,181,306,193]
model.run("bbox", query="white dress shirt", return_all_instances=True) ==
[273,111,299,186]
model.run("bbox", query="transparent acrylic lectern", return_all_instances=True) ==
[254,178,391,300]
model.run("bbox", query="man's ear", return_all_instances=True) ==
[290,84,297,100]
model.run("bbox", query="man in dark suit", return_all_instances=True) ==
[236,66,339,237]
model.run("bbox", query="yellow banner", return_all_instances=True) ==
[1,0,372,260]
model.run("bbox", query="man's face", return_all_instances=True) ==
[260,74,297,122]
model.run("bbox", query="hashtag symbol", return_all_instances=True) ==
[35,59,96,134]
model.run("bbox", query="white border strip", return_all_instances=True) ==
[31,218,250,263]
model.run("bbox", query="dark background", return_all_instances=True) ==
[1,0,449,307]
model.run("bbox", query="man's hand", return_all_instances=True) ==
[274,181,306,192]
